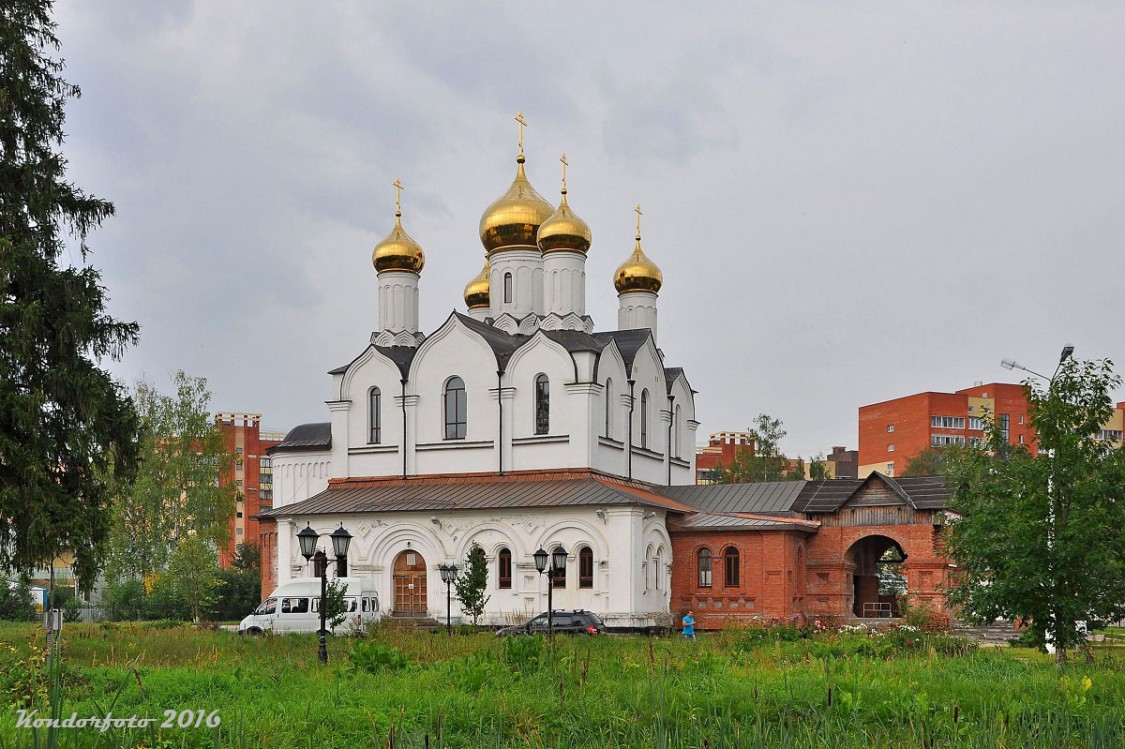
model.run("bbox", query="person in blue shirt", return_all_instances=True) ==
[682,610,695,640]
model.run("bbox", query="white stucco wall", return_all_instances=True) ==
[274,505,673,629]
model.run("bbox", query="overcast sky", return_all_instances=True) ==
[53,1,1125,458]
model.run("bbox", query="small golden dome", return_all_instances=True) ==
[372,181,425,274]
[614,212,663,294]
[479,156,555,254]
[538,155,591,254]
[464,259,490,309]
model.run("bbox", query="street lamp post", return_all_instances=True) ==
[297,522,353,663]
[439,563,458,634]
[533,546,568,640]
[1001,344,1074,657]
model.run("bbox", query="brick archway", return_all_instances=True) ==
[845,534,907,619]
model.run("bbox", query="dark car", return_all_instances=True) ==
[495,609,606,637]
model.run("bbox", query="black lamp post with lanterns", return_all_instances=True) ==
[439,563,459,634]
[533,545,568,640]
[296,522,352,663]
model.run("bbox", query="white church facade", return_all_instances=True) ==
[261,121,700,627]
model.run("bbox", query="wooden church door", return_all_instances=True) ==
[392,550,428,614]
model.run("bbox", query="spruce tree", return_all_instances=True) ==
[454,543,490,626]
[0,0,140,589]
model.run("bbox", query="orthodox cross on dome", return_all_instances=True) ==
[635,203,643,239]
[392,178,403,217]
[514,111,527,158]
[560,153,568,193]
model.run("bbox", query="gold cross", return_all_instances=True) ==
[560,153,568,191]
[514,111,527,156]
[392,178,403,216]
[635,204,643,238]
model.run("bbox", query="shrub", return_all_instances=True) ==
[0,580,37,621]
[499,633,544,671]
[0,639,46,708]
[348,641,409,674]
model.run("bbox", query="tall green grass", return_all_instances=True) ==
[0,622,1121,747]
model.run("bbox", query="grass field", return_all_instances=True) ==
[1,621,1122,748]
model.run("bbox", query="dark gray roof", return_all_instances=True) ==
[664,367,684,393]
[791,474,951,513]
[454,312,528,368]
[660,481,806,515]
[268,422,332,454]
[592,329,653,375]
[328,345,418,379]
[792,480,863,513]
[541,329,605,354]
[890,476,950,510]
[374,346,418,379]
[262,475,691,517]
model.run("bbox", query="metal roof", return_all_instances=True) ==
[660,481,806,514]
[268,422,332,454]
[262,474,693,518]
[671,513,818,531]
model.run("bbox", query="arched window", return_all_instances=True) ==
[503,272,513,304]
[534,374,550,435]
[697,548,713,588]
[656,547,664,591]
[578,547,593,589]
[640,389,650,449]
[604,378,614,438]
[444,376,466,439]
[369,387,381,444]
[551,546,566,589]
[724,546,740,587]
[498,548,512,589]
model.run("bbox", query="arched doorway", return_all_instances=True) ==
[392,550,428,615]
[845,535,907,619]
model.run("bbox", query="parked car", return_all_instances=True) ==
[495,609,606,637]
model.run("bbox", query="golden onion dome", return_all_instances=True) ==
[479,155,555,254]
[463,259,491,309]
[538,156,591,254]
[614,210,663,293]
[372,183,425,274]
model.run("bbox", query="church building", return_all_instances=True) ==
[259,118,954,629]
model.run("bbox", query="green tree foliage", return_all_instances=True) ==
[808,454,830,480]
[454,543,490,626]
[107,371,236,580]
[719,414,791,483]
[165,536,220,623]
[901,446,949,477]
[0,578,36,621]
[210,543,261,621]
[945,358,1125,659]
[0,0,141,590]
[322,577,348,630]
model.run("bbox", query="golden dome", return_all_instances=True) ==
[464,259,490,309]
[372,181,425,274]
[479,156,555,253]
[614,207,662,293]
[537,155,591,255]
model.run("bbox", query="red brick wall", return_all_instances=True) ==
[668,519,951,630]
[670,530,809,629]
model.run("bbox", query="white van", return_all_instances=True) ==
[238,577,381,635]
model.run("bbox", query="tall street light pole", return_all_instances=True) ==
[1001,344,1074,658]
[439,563,458,635]
[297,522,353,663]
